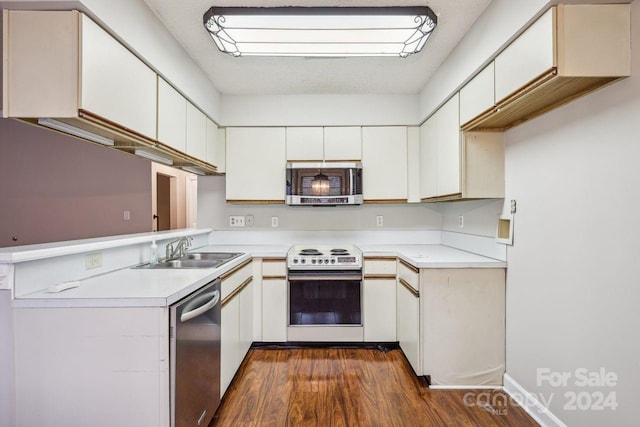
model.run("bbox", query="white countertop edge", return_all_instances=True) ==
[362,249,506,269]
[0,228,212,263]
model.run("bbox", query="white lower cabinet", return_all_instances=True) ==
[397,260,421,375]
[261,258,288,342]
[363,257,397,342]
[220,259,254,397]
[221,296,241,397]
[12,307,170,427]
[363,278,396,341]
[421,268,505,386]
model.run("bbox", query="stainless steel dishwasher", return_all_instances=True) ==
[170,279,221,427]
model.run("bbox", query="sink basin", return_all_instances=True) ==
[133,252,243,269]
[182,252,242,262]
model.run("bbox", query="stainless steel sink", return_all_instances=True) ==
[182,252,242,262]
[133,252,243,269]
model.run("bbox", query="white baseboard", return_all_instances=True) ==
[503,374,567,427]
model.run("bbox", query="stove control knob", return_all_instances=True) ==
[293,258,298,264]
[311,259,316,264]
[324,258,329,264]
[331,258,336,264]
[300,258,306,264]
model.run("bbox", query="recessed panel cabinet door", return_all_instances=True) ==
[226,127,286,202]
[186,103,207,161]
[286,127,324,160]
[494,8,555,102]
[157,78,187,153]
[435,94,461,197]
[362,127,408,201]
[324,127,362,161]
[419,117,437,200]
[206,119,219,167]
[80,14,157,140]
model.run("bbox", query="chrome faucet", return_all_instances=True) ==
[165,236,193,260]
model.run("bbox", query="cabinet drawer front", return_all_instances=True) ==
[363,258,397,276]
[398,260,419,292]
[495,8,555,102]
[262,259,287,278]
[221,262,252,300]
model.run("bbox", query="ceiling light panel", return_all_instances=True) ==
[203,7,437,58]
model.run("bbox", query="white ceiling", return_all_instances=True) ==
[142,0,493,95]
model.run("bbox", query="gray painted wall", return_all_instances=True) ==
[0,118,152,246]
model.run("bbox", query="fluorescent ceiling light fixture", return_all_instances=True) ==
[38,118,114,146]
[134,149,173,166]
[181,166,206,176]
[203,6,437,58]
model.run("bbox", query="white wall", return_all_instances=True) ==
[197,176,441,231]
[502,1,640,425]
[221,94,419,127]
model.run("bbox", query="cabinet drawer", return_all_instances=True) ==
[262,258,287,278]
[398,259,419,293]
[363,257,397,277]
[221,259,252,300]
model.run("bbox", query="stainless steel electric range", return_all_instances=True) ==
[287,244,363,342]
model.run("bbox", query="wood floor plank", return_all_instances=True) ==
[212,348,539,427]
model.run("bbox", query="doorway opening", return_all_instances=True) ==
[156,173,174,231]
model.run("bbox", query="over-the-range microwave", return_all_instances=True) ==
[286,162,363,206]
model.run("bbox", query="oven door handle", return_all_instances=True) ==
[288,275,362,281]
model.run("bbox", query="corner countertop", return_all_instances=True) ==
[359,244,506,269]
[12,242,504,309]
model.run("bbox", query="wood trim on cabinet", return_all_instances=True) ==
[220,258,252,280]
[263,275,287,280]
[364,274,396,280]
[399,259,419,274]
[222,276,253,308]
[363,256,397,262]
[398,277,420,298]
[421,193,463,203]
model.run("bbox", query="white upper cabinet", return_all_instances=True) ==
[419,116,437,200]
[206,119,219,168]
[286,127,324,160]
[323,127,362,161]
[225,127,286,203]
[494,9,554,102]
[285,127,362,161]
[185,103,207,161]
[435,95,461,197]
[157,78,187,153]
[362,127,408,202]
[459,62,495,127]
[3,11,158,140]
[465,4,630,131]
[80,14,157,139]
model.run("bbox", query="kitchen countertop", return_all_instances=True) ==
[12,243,504,309]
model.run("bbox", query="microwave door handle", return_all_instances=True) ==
[180,290,220,322]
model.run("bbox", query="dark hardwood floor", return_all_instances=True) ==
[212,347,539,427]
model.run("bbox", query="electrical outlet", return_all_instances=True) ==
[271,216,279,228]
[123,210,131,221]
[85,253,102,269]
[458,215,464,228]
[376,215,384,227]
[229,216,245,227]
[245,215,254,227]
